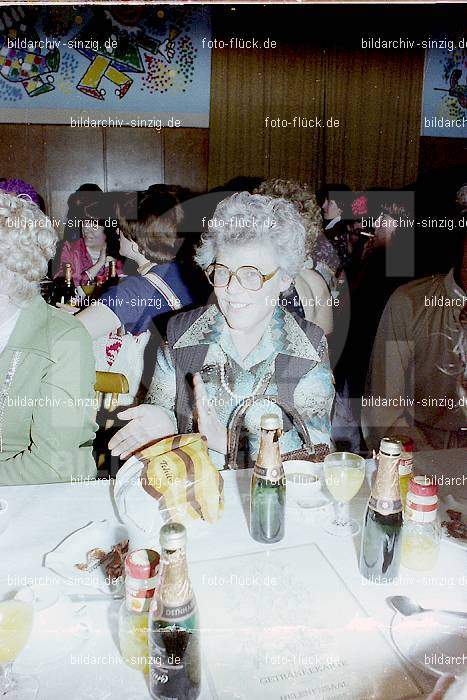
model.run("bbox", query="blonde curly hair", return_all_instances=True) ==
[254,179,323,257]
[0,191,57,302]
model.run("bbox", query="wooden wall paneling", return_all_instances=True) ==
[44,125,105,232]
[0,124,47,208]
[207,45,227,189]
[164,127,209,193]
[105,127,163,192]
[264,43,325,188]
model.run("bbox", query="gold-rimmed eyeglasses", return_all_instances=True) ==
[205,263,279,291]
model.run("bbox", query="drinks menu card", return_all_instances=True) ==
[190,544,422,700]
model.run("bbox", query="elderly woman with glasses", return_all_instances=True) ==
[109,192,334,468]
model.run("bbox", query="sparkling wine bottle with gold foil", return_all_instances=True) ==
[250,414,286,544]
[102,259,119,292]
[148,523,200,700]
[53,263,77,305]
[359,437,403,583]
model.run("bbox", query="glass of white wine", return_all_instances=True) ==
[82,277,96,297]
[0,587,37,699]
[324,452,365,536]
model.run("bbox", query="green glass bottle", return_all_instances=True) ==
[250,414,286,543]
[52,263,77,306]
[359,437,403,583]
[148,523,200,700]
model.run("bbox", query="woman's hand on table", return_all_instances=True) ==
[108,404,175,459]
[193,372,227,454]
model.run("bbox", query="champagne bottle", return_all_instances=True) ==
[148,523,200,700]
[359,437,403,583]
[102,259,119,293]
[53,263,77,305]
[250,414,286,544]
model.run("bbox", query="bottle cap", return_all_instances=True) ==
[260,414,282,430]
[160,522,186,549]
[380,437,402,457]
[125,549,159,579]
[409,476,438,497]
[124,549,159,611]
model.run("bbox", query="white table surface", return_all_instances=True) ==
[0,448,466,700]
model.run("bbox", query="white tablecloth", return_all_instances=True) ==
[0,449,465,700]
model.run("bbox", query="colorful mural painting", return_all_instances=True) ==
[422,47,467,137]
[0,5,211,125]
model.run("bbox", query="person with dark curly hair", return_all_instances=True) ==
[69,187,196,340]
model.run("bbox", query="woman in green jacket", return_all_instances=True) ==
[0,191,97,485]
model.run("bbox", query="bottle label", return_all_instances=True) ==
[371,451,402,514]
[369,495,402,515]
[253,464,283,482]
[125,576,157,613]
[157,598,196,623]
[406,497,438,522]
[126,574,159,590]
[405,508,437,523]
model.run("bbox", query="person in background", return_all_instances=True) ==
[455,182,467,216]
[317,183,352,271]
[71,188,196,340]
[362,226,467,451]
[63,183,103,242]
[254,179,334,335]
[343,192,413,404]
[355,195,407,285]
[0,191,97,485]
[54,217,123,287]
[108,192,334,468]
[254,181,359,451]
[344,193,369,282]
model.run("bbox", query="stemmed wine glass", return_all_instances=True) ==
[0,587,37,699]
[323,452,366,536]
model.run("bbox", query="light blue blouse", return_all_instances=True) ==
[146,305,335,468]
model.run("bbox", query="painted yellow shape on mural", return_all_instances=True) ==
[77,54,132,100]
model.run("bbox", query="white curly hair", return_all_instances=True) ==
[195,191,306,277]
[0,191,57,302]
